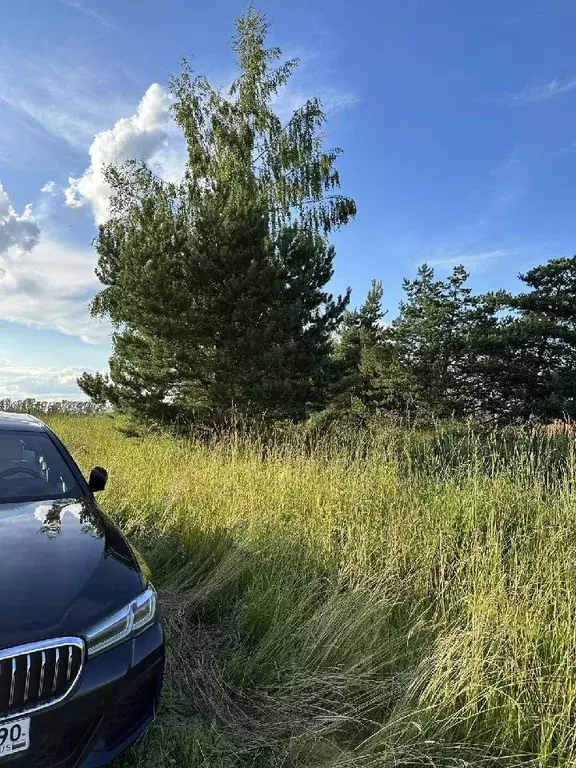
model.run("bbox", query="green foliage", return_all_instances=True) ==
[328,265,492,424]
[484,256,576,422]
[80,8,353,427]
[90,183,347,425]
[329,279,397,420]
[76,372,112,407]
[328,256,576,426]
[170,8,356,236]
[390,264,479,418]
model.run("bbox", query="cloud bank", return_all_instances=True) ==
[0,180,108,341]
[0,359,92,401]
[0,234,109,343]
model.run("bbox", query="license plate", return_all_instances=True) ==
[0,718,30,757]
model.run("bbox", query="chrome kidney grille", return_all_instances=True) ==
[0,638,84,720]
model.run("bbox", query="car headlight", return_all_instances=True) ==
[85,586,158,658]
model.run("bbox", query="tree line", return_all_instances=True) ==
[0,399,107,415]
[78,9,576,429]
[329,259,576,426]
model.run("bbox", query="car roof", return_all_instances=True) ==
[0,412,47,432]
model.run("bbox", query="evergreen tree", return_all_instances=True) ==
[79,9,354,426]
[482,257,576,423]
[334,280,395,415]
[455,289,508,422]
[390,264,477,418]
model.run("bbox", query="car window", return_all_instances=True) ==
[0,431,82,503]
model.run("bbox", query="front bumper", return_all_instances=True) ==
[2,621,164,768]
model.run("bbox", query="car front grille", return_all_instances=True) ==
[0,638,84,720]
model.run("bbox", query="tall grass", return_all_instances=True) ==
[45,415,576,767]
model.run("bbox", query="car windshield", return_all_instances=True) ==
[0,431,82,503]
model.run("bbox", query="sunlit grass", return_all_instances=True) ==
[46,415,576,767]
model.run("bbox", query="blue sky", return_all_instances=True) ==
[1,0,575,399]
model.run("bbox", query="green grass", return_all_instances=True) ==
[45,415,576,767]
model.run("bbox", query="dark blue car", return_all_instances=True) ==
[0,412,164,767]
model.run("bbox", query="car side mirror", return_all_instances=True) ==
[88,466,108,493]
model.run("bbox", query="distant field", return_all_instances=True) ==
[46,415,576,767]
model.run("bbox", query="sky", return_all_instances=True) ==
[1,0,575,400]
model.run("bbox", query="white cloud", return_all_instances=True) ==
[428,249,506,273]
[57,0,116,30]
[0,183,40,255]
[506,75,576,105]
[40,181,57,195]
[0,361,93,401]
[65,83,179,224]
[0,234,109,343]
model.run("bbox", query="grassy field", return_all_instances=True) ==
[44,415,576,767]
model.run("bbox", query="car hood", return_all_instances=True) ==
[0,497,144,649]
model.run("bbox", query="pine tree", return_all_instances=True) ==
[482,256,576,423]
[390,264,477,418]
[79,9,354,426]
[334,280,395,415]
